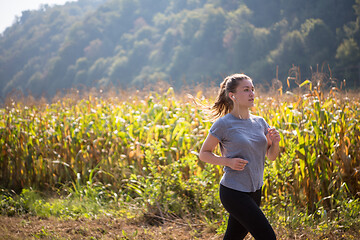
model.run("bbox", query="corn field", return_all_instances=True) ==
[0,80,359,219]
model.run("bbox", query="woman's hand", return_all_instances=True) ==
[266,127,281,161]
[266,128,281,146]
[228,158,248,171]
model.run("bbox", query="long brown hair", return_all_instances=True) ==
[210,73,251,120]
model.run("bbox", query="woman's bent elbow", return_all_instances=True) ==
[198,152,205,162]
[198,151,209,163]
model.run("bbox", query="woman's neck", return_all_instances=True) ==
[231,107,250,119]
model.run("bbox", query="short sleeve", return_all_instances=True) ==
[209,118,226,141]
[262,118,271,135]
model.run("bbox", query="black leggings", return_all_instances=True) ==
[219,184,276,240]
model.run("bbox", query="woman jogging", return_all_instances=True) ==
[199,73,280,239]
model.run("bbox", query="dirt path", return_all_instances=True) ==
[1,215,359,240]
[0,215,221,240]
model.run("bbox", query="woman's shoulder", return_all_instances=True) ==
[211,114,232,128]
[250,114,268,125]
[212,114,226,126]
[213,113,231,122]
[250,114,264,120]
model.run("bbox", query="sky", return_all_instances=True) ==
[0,0,77,33]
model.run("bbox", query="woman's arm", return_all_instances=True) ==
[266,128,281,161]
[199,134,248,171]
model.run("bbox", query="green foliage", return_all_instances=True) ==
[260,83,360,213]
[1,0,359,99]
[336,38,360,65]
[124,154,222,219]
[1,82,360,237]
[0,189,29,216]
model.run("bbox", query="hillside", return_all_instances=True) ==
[0,0,359,99]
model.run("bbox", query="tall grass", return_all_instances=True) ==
[259,72,360,217]
[1,75,359,223]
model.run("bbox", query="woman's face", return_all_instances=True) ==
[231,79,255,108]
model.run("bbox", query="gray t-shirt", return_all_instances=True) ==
[210,113,270,192]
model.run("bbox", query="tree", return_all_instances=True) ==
[301,19,335,64]
[336,38,360,66]
[1,0,359,99]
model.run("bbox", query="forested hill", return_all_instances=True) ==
[1,0,359,99]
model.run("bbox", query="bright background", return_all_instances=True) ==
[0,0,76,33]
